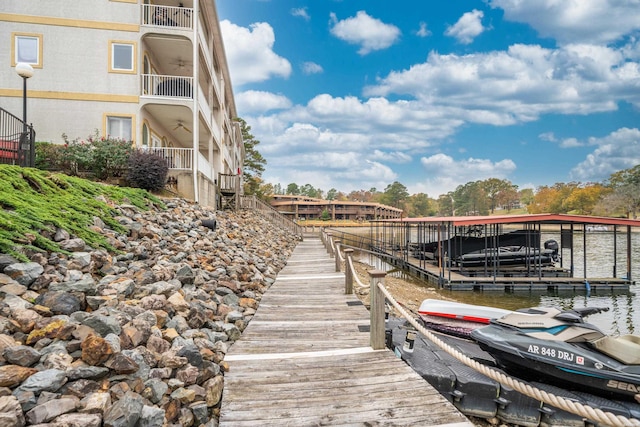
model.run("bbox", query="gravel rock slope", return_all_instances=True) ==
[0,198,301,426]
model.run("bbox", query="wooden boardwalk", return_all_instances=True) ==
[219,235,474,427]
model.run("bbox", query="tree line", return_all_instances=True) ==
[238,118,640,219]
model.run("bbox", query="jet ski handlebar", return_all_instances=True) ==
[571,307,610,317]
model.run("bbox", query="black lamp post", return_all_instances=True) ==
[15,62,34,167]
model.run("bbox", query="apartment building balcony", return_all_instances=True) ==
[148,147,193,170]
[145,147,220,182]
[141,74,193,99]
[141,4,194,31]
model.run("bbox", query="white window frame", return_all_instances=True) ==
[106,115,133,141]
[142,123,150,147]
[12,33,42,67]
[109,41,136,73]
[151,133,163,148]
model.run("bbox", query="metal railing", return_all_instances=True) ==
[0,107,35,167]
[141,74,193,99]
[241,195,304,239]
[147,147,193,170]
[141,4,193,30]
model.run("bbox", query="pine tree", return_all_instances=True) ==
[235,118,266,179]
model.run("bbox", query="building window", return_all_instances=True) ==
[142,123,149,147]
[12,33,43,67]
[109,41,136,73]
[106,115,133,141]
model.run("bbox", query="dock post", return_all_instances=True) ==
[334,240,341,272]
[326,233,333,257]
[368,269,387,350]
[344,249,354,294]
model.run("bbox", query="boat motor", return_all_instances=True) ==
[544,239,560,262]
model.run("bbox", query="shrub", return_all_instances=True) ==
[91,136,134,179]
[35,142,65,170]
[126,149,168,191]
[38,132,134,180]
[58,134,94,176]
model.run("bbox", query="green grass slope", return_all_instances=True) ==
[0,165,164,260]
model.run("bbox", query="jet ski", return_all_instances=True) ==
[470,306,640,403]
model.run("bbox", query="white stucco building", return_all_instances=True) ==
[0,0,243,208]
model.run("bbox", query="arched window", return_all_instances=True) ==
[142,123,149,148]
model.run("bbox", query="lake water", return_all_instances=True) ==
[357,229,640,336]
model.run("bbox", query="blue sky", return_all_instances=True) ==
[216,0,640,197]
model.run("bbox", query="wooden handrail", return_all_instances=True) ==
[344,248,354,294]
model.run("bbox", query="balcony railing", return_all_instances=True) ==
[141,74,193,99]
[197,151,213,182]
[148,147,193,170]
[141,4,193,30]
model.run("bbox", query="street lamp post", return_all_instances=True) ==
[15,62,34,167]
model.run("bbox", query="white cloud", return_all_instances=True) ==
[221,4,640,197]
[416,22,431,38]
[539,132,582,148]
[559,137,582,148]
[235,90,292,114]
[259,132,398,191]
[369,150,412,163]
[219,20,292,86]
[571,127,640,181]
[416,154,517,195]
[445,9,486,44]
[291,7,310,21]
[364,43,640,124]
[329,11,401,55]
[301,62,323,74]
[489,0,640,45]
[538,132,557,142]
[284,94,462,143]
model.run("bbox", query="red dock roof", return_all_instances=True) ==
[382,213,640,227]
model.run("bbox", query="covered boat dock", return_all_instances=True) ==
[367,214,640,291]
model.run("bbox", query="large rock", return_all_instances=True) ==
[3,345,41,367]
[81,334,113,366]
[3,262,43,286]
[25,396,78,424]
[0,395,25,427]
[0,365,37,387]
[52,413,102,427]
[103,391,143,427]
[35,291,82,315]
[13,368,67,394]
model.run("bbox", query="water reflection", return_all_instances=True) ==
[355,230,639,336]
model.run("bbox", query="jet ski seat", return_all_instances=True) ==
[590,334,640,365]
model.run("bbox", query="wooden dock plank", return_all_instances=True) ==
[219,236,474,427]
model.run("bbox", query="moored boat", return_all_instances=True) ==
[456,241,559,268]
[471,306,640,403]
[388,315,640,426]
[418,299,513,324]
